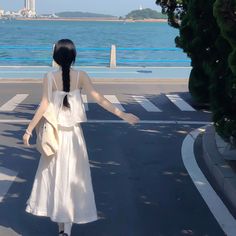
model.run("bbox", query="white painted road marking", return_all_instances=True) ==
[81,94,126,112]
[104,95,125,111]
[0,93,200,113]
[132,95,162,112]
[0,119,211,125]
[86,120,211,125]
[0,167,26,235]
[0,226,21,236]
[166,94,196,111]
[81,94,89,111]
[0,167,18,203]
[0,94,29,111]
[181,126,236,236]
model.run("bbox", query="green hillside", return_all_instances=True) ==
[55,11,116,18]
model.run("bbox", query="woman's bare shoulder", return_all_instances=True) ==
[50,69,61,79]
[77,70,90,84]
[77,69,88,77]
[50,68,89,82]
[51,68,77,76]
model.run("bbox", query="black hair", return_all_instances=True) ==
[53,39,76,109]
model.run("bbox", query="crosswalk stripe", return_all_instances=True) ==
[0,93,198,113]
[81,95,125,112]
[166,94,196,111]
[0,94,29,111]
[81,95,89,111]
[0,167,18,203]
[132,95,162,112]
[0,119,211,125]
[104,95,125,111]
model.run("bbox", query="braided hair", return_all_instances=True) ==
[53,39,76,109]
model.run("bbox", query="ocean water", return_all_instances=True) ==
[0,20,190,67]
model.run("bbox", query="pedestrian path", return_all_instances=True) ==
[104,95,126,111]
[0,92,204,113]
[166,94,196,111]
[0,94,29,112]
[132,95,162,112]
[0,66,191,79]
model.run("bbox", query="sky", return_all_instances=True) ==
[0,0,161,16]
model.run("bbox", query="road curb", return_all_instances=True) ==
[0,78,189,84]
[202,125,236,212]
[182,126,236,235]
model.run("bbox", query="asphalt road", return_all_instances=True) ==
[0,81,228,236]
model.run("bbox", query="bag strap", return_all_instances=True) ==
[76,71,80,89]
[51,72,59,90]
[47,72,53,103]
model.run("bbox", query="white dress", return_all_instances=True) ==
[25,70,98,224]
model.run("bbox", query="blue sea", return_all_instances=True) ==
[0,20,190,67]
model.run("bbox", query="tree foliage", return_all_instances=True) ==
[213,0,236,139]
[156,0,236,141]
[156,0,214,103]
[155,0,188,28]
[126,8,167,20]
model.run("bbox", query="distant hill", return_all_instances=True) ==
[55,11,117,18]
[125,8,167,20]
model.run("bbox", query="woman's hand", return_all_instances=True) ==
[121,113,140,125]
[23,132,31,147]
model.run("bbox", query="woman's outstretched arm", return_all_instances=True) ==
[80,71,140,125]
[22,73,50,146]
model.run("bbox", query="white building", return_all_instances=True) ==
[24,0,36,17]
[0,5,4,16]
[139,5,143,10]
[0,10,4,16]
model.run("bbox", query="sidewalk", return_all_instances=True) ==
[196,125,236,216]
[0,66,191,80]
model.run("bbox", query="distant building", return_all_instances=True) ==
[24,0,36,17]
[139,5,143,10]
[0,5,4,16]
[0,10,4,17]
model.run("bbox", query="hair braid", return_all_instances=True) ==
[52,39,76,109]
[61,64,71,109]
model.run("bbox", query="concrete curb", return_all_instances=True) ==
[0,78,189,84]
[182,126,236,235]
[202,125,236,211]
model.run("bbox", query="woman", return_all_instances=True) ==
[22,39,140,236]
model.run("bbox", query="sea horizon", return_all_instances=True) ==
[1,17,168,23]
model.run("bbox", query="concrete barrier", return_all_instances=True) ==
[110,44,117,68]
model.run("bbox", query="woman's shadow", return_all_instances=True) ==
[0,122,125,236]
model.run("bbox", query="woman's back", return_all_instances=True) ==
[51,68,82,92]
[48,68,87,127]
[26,68,98,226]
[24,39,138,235]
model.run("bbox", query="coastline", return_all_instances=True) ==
[14,17,168,23]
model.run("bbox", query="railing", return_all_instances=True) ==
[0,45,191,67]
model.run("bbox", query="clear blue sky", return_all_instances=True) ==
[1,0,161,16]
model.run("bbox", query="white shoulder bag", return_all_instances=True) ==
[35,72,59,158]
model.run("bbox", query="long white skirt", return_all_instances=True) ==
[25,123,98,224]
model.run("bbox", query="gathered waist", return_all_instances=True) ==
[57,123,82,131]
